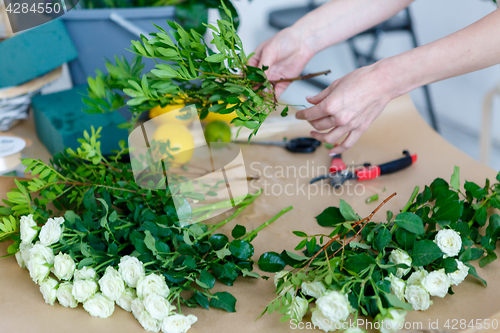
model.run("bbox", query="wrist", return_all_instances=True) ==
[371,56,421,100]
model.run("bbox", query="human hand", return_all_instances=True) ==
[248,27,314,98]
[295,63,397,155]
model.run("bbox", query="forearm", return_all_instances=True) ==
[380,8,500,98]
[292,0,414,54]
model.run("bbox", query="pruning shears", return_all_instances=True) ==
[310,150,417,188]
[235,137,321,153]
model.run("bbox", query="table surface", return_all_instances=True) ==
[0,95,498,333]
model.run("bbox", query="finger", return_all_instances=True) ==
[296,102,334,122]
[328,129,364,155]
[306,81,338,105]
[274,82,292,99]
[248,54,260,67]
[310,125,350,147]
[309,116,336,131]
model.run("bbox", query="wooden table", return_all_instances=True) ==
[0,95,498,333]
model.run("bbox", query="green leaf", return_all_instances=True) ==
[432,201,463,223]
[315,207,346,227]
[459,247,484,262]
[344,253,376,273]
[205,53,226,63]
[442,257,458,273]
[228,239,254,260]
[411,240,443,266]
[281,106,289,117]
[339,199,359,221]
[258,252,286,272]
[292,231,307,237]
[284,250,308,262]
[395,228,416,251]
[199,270,216,289]
[374,228,392,252]
[450,166,460,190]
[474,207,488,227]
[294,239,307,251]
[209,292,236,312]
[430,178,449,201]
[393,212,425,235]
[465,264,487,286]
[209,234,229,250]
[144,230,157,255]
[194,292,209,310]
[231,224,246,239]
[384,293,413,311]
[479,250,497,267]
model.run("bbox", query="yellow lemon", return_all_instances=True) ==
[151,123,194,165]
[149,103,198,127]
[201,96,246,125]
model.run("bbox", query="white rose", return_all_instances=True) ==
[388,249,412,278]
[118,255,145,288]
[72,279,98,302]
[407,269,429,286]
[116,287,137,312]
[20,214,37,243]
[344,328,367,333]
[52,253,75,280]
[132,299,160,333]
[301,281,326,299]
[74,266,96,280]
[136,273,169,299]
[273,270,289,287]
[144,294,175,321]
[421,269,451,298]
[161,314,198,333]
[375,308,407,333]
[27,260,50,283]
[448,260,469,286]
[15,242,33,268]
[98,266,125,301]
[39,217,64,246]
[56,282,78,308]
[39,277,58,306]
[404,285,432,311]
[316,290,353,323]
[434,229,462,258]
[83,292,115,318]
[287,296,309,322]
[385,274,405,301]
[311,308,337,332]
[29,243,54,265]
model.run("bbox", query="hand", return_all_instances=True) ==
[248,28,314,98]
[295,63,397,155]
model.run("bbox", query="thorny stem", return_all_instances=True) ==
[269,70,332,84]
[304,192,397,268]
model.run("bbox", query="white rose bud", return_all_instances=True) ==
[344,328,367,333]
[83,292,115,318]
[118,255,145,288]
[273,270,289,287]
[448,260,469,286]
[301,281,326,299]
[56,282,78,308]
[287,296,309,322]
[39,217,64,246]
[74,266,97,280]
[20,214,37,244]
[15,242,33,268]
[52,253,76,281]
[39,277,58,305]
[316,290,353,323]
[161,314,198,333]
[385,273,405,301]
[144,294,175,321]
[421,269,451,298]
[311,308,337,332]
[375,308,407,333]
[27,260,50,284]
[132,299,160,333]
[116,287,136,312]
[136,273,169,299]
[434,229,462,258]
[72,279,98,302]
[388,249,412,278]
[404,285,432,311]
[407,269,429,286]
[98,266,125,301]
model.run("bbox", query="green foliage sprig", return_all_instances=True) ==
[0,127,291,312]
[259,167,500,330]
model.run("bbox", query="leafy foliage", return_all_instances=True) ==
[83,5,283,139]
[0,127,290,312]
